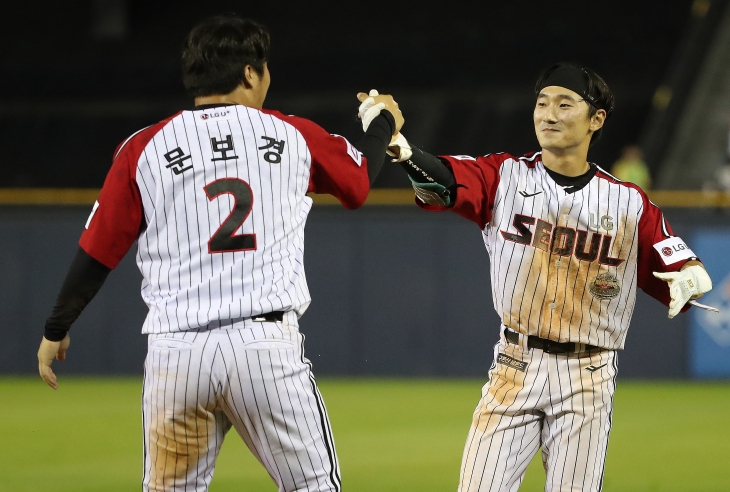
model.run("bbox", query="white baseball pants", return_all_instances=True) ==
[459,329,618,492]
[141,313,340,491]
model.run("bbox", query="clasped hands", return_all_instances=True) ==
[357,89,412,162]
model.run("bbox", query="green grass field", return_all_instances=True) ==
[1,377,728,491]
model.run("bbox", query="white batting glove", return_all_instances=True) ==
[653,265,713,319]
[358,89,386,132]
[387,133,413,162]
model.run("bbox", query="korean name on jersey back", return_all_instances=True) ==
[132,106,315,334]
[77,105,372,336]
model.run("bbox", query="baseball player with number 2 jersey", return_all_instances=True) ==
[37,16,403,492]
[384,63,719,491]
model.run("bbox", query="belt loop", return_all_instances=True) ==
[282,310,297,330]
[503,326,529,352]
[520,332,530,352]
[502,326,520,347]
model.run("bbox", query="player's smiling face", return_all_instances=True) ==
[533,86,599,152]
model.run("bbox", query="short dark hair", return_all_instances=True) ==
[182,15,270,98]
[535,62,615,145]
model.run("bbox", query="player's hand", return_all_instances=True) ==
[37,334,70,390]
[357,89,404,134]
[357,89,384,131]
[653,265,712,319]
[387,132,413,162]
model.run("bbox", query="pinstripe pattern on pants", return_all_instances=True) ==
[142,312,340,491]
[459,328,617,492]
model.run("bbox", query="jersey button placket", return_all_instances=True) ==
[543,199,574,337]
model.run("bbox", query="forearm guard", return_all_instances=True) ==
[399,146,457,206]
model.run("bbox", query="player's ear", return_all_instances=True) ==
[590,108,606,132]
[242,64,259,89]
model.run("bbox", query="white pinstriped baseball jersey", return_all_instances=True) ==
[80,104,369,334]
[422,151,697,349]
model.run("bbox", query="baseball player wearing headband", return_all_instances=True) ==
[36,15,403,492]
[378,63,718,491]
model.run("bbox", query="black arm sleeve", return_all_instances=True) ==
[398,146,458,203]
[399,147,456,186]
[354,110,396,185]
[44,247,111,341]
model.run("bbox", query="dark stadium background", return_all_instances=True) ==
[1,0,729,380]
[0,0,712,187]
[1,3,729,490]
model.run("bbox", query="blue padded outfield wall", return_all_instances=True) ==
[0,205,727,379]
[689,229,730,378]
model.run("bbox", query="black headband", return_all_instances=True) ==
[537,66,600,109]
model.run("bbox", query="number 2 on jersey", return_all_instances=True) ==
[204,178,257,253]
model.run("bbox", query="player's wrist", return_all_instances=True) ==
[387,133,413,162]
[684,264,712,295]
[377,110,396,136]
[44,324,69,342]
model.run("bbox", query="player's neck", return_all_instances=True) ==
[194,86,264,109]
[540,146,590,177]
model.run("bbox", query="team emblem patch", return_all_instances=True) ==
[496,353,527,372]
[589,273,621,299]
[332,134,363,167]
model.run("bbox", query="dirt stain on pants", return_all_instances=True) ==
[148,404,216,491]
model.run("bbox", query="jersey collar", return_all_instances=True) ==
[543,162,597,194]
[193,103,238,110]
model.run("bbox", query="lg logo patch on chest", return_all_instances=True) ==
[497,353,528,372]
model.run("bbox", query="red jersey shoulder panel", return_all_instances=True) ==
[425,152,518,229]
[79,112,181,269]
[262,109,370,209]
